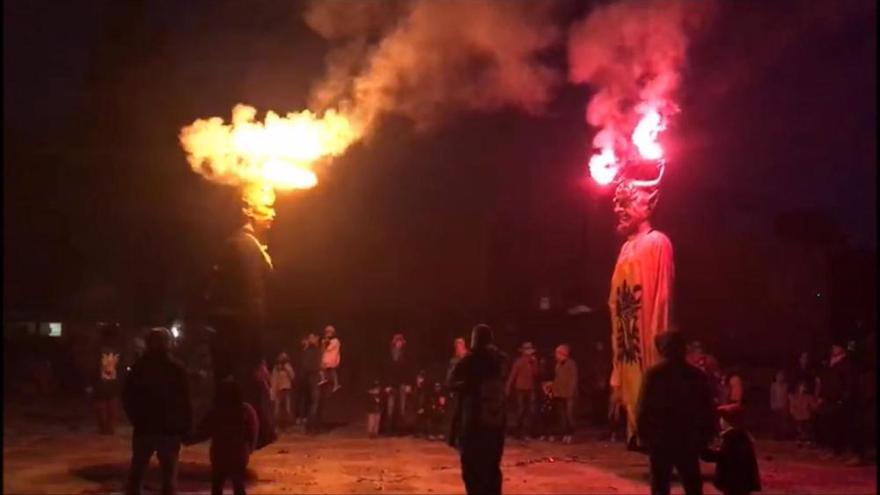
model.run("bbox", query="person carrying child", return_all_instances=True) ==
[184,378,259,495]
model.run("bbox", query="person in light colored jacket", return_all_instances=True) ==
[271,352,295,427]
[319,325,342,393]
[552,344,578,444]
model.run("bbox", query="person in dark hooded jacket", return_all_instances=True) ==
[448,324,508,495]
[637,331,717,495]
[123,327,192,495]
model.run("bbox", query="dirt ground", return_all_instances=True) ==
[3,397,876,494]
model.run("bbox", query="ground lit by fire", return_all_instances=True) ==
[4,396,875,495]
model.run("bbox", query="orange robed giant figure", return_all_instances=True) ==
[608,180,674,448]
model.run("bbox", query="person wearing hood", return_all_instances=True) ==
[123,327,192,495]
[637,331,717,495]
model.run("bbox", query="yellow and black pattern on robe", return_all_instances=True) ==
[608,230,674,446]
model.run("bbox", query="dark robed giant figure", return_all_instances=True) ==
[204,203,277,448]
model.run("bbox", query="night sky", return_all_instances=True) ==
[3,1,876,354]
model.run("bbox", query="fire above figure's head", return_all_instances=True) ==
[179,104,360,226]
[588,105,668,187]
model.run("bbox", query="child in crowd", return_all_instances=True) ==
[535,380,555,440]
[319,325,342,393]
[770,370,789,440]
[607,393,627,443]
[428,381,448,441]
[413,370,431,438]
[184,378,259,495]
[366,380,382,438]
[271,352,295,428]
[701,408,762,495]
[788,380,818,448]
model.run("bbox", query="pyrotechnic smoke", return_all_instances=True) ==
[305,0,562,133]
[567,0,715,184]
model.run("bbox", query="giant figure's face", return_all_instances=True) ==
[613,182,657,235]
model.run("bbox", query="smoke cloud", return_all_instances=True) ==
[567,0,716,155]
[305,0,563,134]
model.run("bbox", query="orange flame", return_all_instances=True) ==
[180,104,359,220]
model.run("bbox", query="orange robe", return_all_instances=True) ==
[608,229,674,444]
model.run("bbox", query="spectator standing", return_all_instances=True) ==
[366,380,383,438]
[448,324,507,495]
[383,333,414,435]
[552,344,578,444]
[792,351,820,395]
[413,370,431,437]
[637,331,717,495]
[183,379,258,495]
[94,348,121,435]
[123,328,192,495]
[505,341,538,439]
[816,342,863,465]
[429,381,448,441]
[770,370,790,440]
[271,352,295,428]
[301,333,324,434]
[789,381,818,448]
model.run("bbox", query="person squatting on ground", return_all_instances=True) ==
[184,378,259,495]
[700,408,762,495]
[383,333,414,435]
[319,325,342,393]
[552,344,578,444]
[506,341,538,439]
[448,324,508,495]
[123,327,193,495]
[637,331,717,495]
[366,380,383,438]
[769,370,790,440]
[271,352,295,428]
[789,380,818,448]
[93,348,121,435]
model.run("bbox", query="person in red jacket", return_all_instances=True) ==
[185,378,259,495]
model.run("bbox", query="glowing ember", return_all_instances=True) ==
[589,147,619,185]
[180,104,359,219]
[631,107,665,161]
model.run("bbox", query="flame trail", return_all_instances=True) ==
[569,0,715,186]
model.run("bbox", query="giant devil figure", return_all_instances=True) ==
[608,162,675,448]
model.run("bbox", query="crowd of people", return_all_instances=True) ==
[5,320,875,495]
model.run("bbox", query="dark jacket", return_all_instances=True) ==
[205,226,272,322]
[818,356,857,406]
[384,351,415,387]
[506,355,538,392]
[122,351,192,436]
[448,345,508,447]
[702,427,762,493]
[414,382,431,414]
[636,359,717,454]
[187,403,259,471]
[301,345,322,377]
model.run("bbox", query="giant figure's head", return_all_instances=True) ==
[613,181,659,236]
